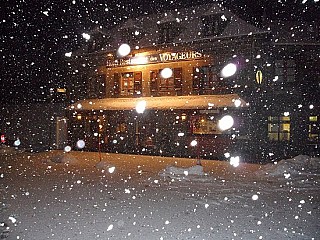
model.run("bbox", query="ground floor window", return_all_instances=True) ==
[268,116,290,141]
[190,114,221,135]
[309,116,319,141]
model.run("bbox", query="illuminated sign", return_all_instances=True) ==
[1,134,6,143]
[256,70,263,84]
[106,51,203,67]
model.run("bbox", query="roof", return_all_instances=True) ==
[270,21,319,45]
[68,94,248,111]
[71,3,267,56]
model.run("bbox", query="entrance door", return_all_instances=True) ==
[56,117,68,149]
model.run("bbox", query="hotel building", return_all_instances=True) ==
[65,3,319,161]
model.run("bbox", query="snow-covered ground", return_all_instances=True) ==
[0,148,319,240]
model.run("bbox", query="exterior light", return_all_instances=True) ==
[160,68,173,79]
[256,70,263,84]
[136,100,146,114]
[284,112,290,117]
[117,43,131,58]
[309,104,314,109]
[77,103,82,109]
[218,115,234,131]
[181,114,187,120]
[82,33,91,40]
[76,115,82,120]
[221,63,237,77]
[131,56,148,65]
[1,134,6,143]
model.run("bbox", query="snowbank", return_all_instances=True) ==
[0,145,24,155]
[1,151,319,239]
[96,161,116,173]
[43,152,79,165]
[259,155,320,178]
[159,164,205,178]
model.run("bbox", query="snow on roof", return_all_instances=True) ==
[159,12,177,24]
[68,94,247,111]
[72,3,267,55]
[222,16,265,37]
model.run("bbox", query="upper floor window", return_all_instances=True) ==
[309,116,319,142]
[119,19,144,44]
[87,33,110,52]
[113,72,142,97]
[268,116,290,141]
[201,14,229,37]
[193,66,231,94]
[150,68,182,96]
[121,28,144,44]
[87,75,106,99]
[275,59,296,82]
[158,22,182,44]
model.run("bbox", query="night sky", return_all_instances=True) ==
[1,0,319,103]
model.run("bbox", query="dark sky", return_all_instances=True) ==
[1,0,319,103]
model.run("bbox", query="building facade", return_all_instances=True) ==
[65,3,319,162]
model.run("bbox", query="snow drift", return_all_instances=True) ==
[259,155,320,178]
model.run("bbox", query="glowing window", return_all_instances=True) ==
[268,116,290,141]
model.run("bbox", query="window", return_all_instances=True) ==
[191,114,221,135]
[201,14,229,37]
[121,28,144,44]
[309,116,319,142]
[150,71,159,97]
[193,66,229,94]
[87,75,106,99]
[275,59,296,82]
[113,72,142,97]
[150,68,182,96]
[158,22,182,44]
[268,116,290,141]
[87,33,110,52]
